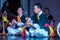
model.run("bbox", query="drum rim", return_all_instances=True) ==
[57,23,60,37]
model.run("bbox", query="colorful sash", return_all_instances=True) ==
[17,15,21,22]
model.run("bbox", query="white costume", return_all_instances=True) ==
[29,24,48,37]
[7,16,48,37]
[29,11,49,37]
[7,22,29,37]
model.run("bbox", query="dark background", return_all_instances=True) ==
[7,0,21,15]
[0,0,60,25]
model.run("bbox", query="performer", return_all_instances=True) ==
[2,10,10,33]
[17,7,26,23]
[7,7,29,36]
[27,3,50,37]
[44,7,55,28]
[44,8,56,37]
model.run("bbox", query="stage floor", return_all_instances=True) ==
[0,36,60,40]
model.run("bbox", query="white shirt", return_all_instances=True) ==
[47,15,49,17]
[33,11,43,28]
[37,11,43,16]
[19,14,23,18]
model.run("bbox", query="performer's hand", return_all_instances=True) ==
[9,23,12,26]
[25,17,29,21]
[12,19,17,24]
[27,22,34,26]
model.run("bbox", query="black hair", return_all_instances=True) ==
[34,3,42,10]
[44,7,50,12]
[1,10,8,15]
[44,7,50,15]
[17,7,24,11]
[1,1,9,12]
[2,1,9,8]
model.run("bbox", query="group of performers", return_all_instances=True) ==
[1,3,57,37]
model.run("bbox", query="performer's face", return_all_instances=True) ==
[17,7,23,15]
[34,5,40,14]
[6,2,9,7]
[44,9,49,15]
[3,11,7,16]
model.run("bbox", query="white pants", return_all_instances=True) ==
[29,28,48,37]
[7,27,29,37]
[29,24,48,37]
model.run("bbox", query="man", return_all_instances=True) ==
[44,8,55,27]
[44,8,56,37]
[27,3,50,37]
[44,8,54,21]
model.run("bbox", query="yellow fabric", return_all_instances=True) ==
[22,27,24,33]
[49,26,55,36]
[37,15,40,20]
[17,15,21,22]
[53,25,56,31]
[3,16,9,23]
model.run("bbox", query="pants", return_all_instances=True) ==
[29,28,48,37]
[29,24,49,37]
[7,27,29,37]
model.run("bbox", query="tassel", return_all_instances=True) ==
[49,26,55,37]
[45,24,55,37]
[22,27,26,38]
[17,15,21,22]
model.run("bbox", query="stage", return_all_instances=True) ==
[0,36,60,40]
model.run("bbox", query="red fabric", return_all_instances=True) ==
[45,24,50,27]
[22,28,26,38]
[10,16,14,20]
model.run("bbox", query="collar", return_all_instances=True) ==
[47,15,49,17]
[37,11,43,16]
[19,14,23,17]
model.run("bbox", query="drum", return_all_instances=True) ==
[57,23,60,37]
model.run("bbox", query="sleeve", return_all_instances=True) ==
[33,24,40,28]
[31,14,37,23]
[21,15,26,23]
[48,15,54,20]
